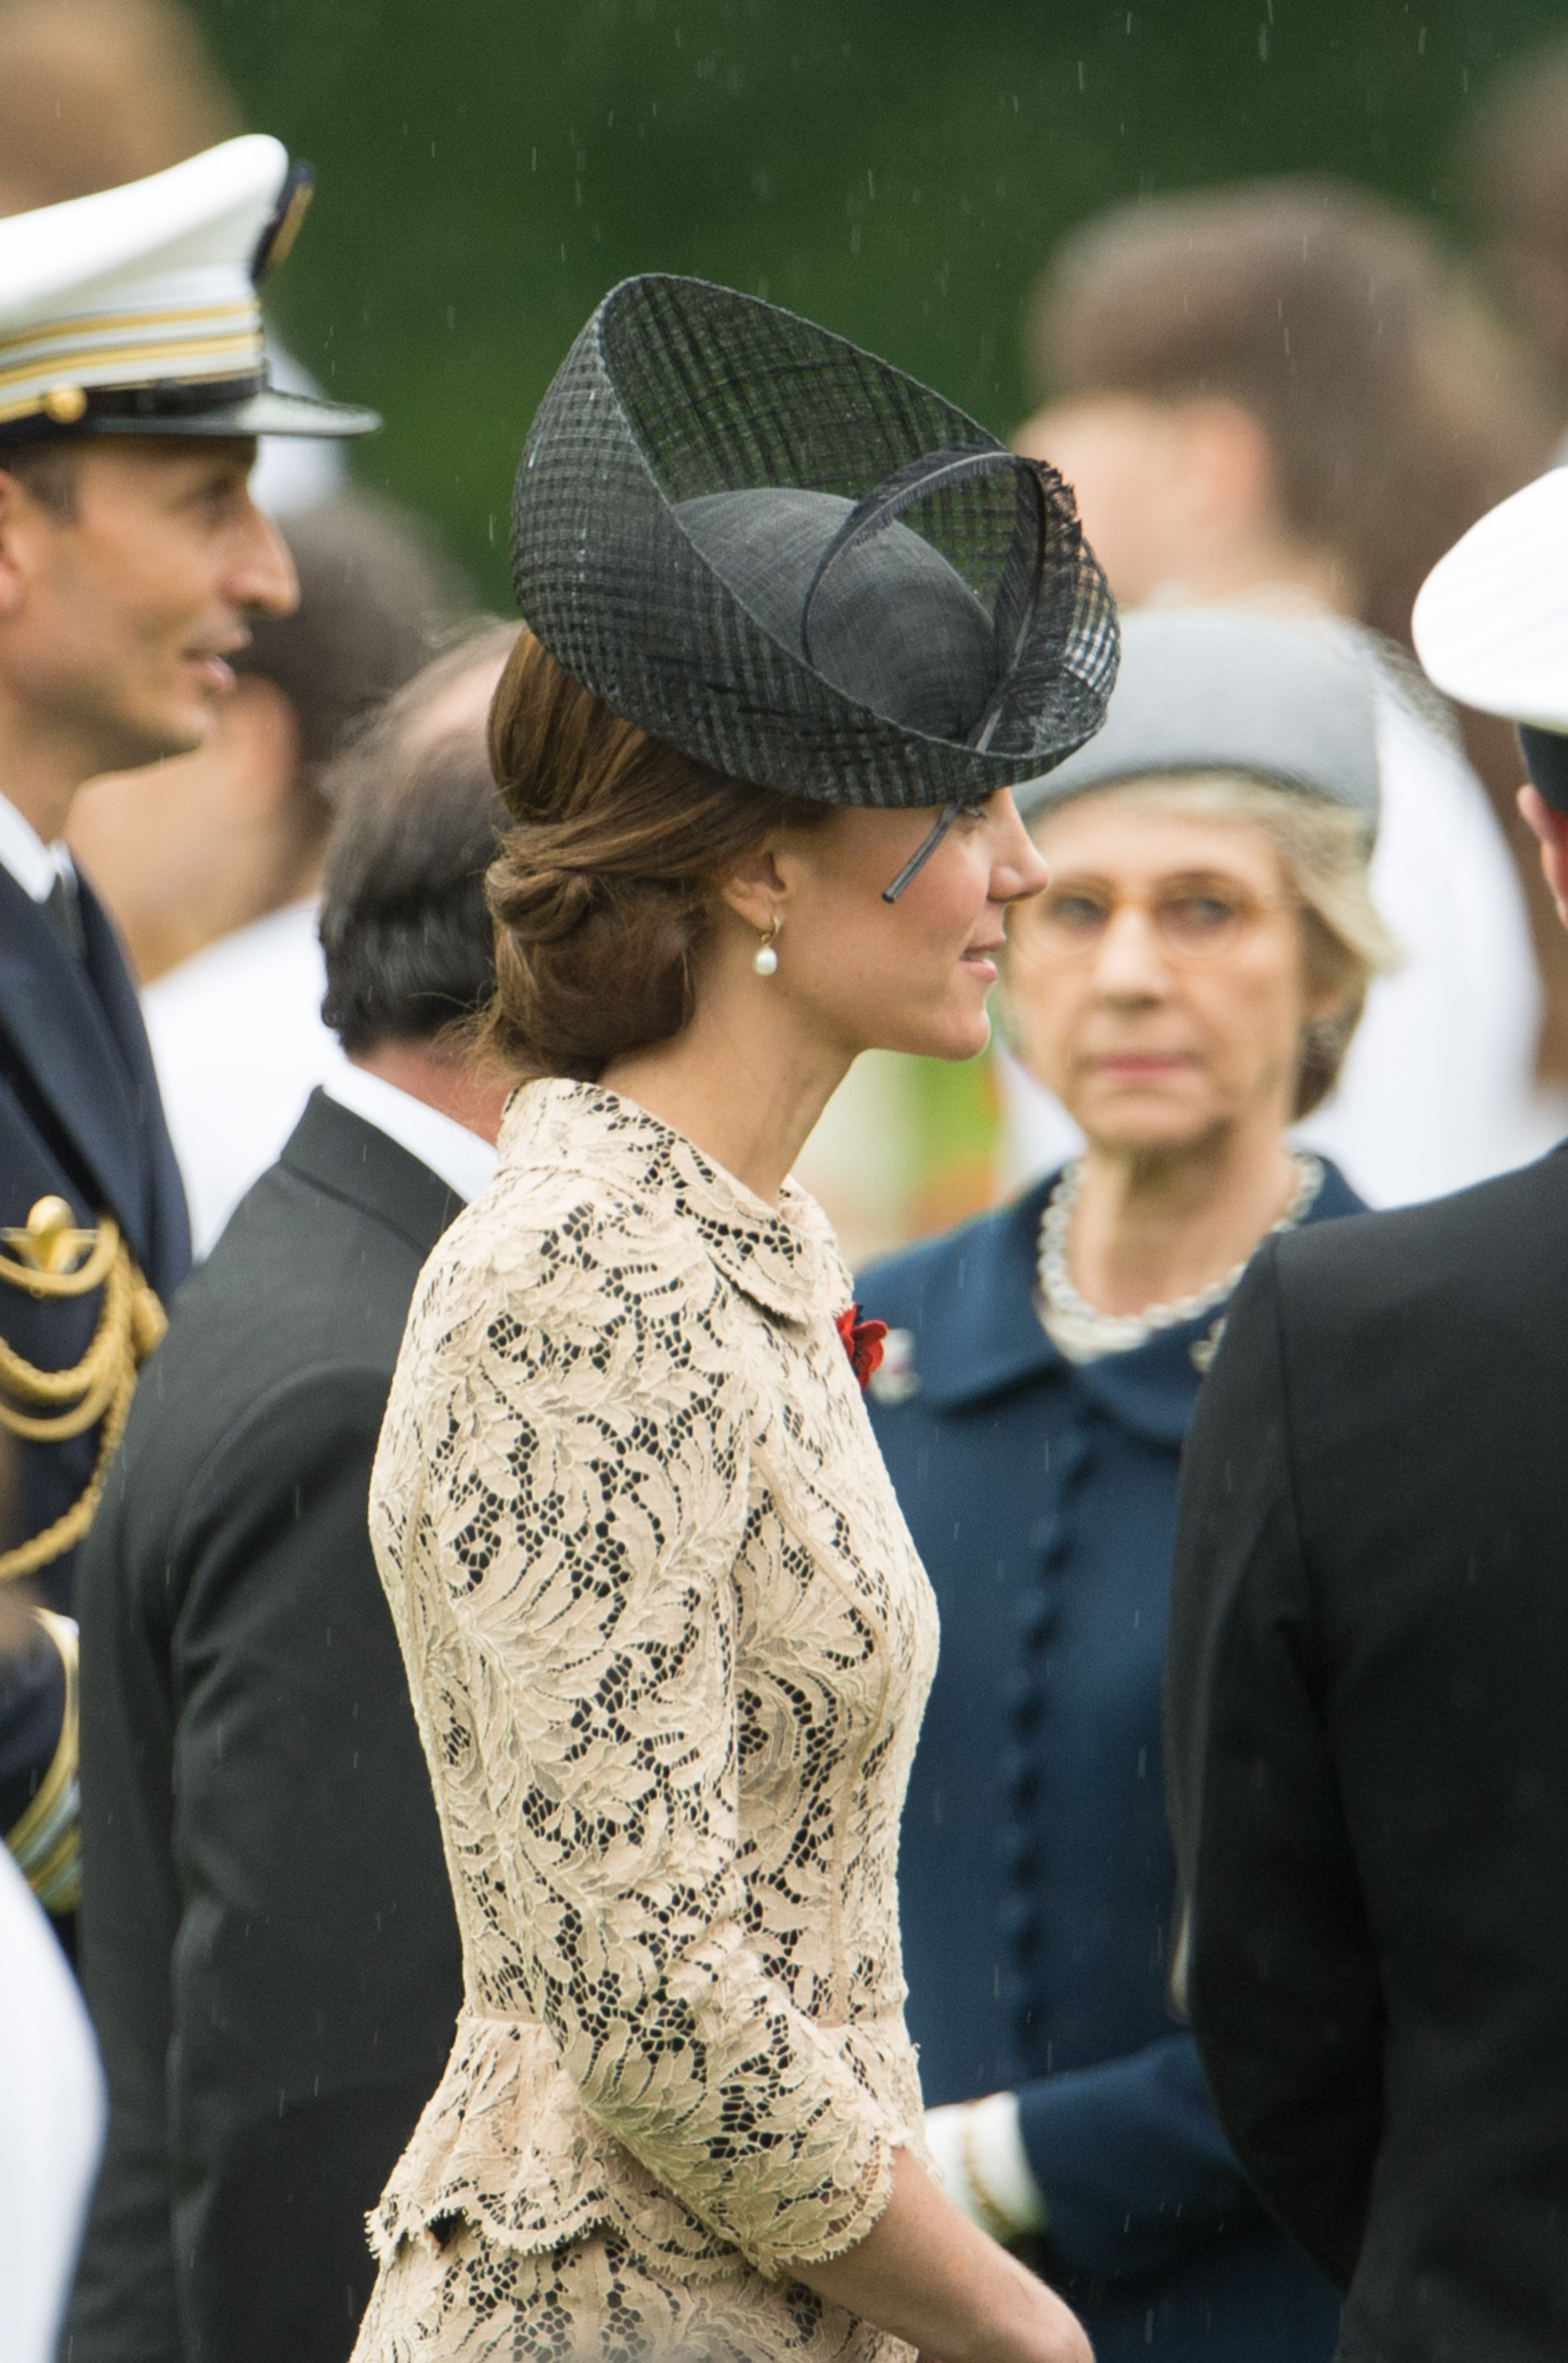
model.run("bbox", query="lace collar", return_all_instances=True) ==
[500,1078,846,1326]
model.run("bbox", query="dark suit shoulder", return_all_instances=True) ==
[1271,1145,1568,1310]
[99,1100,456,1534]
[123,1171,411,1462]
[1258,1147,1568,1434]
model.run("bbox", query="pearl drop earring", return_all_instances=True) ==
[753,916,781,977]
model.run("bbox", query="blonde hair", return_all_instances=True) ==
[1030,770,1401,1118]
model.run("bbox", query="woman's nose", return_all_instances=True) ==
[1091,900,1171,994]
[989,792,1052,902]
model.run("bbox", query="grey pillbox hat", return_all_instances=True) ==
[1014,608,1380,833]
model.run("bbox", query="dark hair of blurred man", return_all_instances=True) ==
[65,624,517,2363]
[1461,37,1568,430]
[1019,178,1551,654]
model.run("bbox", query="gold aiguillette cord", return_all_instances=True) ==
[0,1196,166,1583]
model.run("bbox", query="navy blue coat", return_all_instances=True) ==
[0,863,189,1840]
[859,1164,1360,2362]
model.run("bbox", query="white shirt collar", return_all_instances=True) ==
[0,788,74,905]
[321,1062,499,1206]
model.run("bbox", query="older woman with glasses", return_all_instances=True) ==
[858,608,1398,2363]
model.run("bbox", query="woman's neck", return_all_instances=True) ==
[600,992,852,1209]
[1065,1121,1303,1318]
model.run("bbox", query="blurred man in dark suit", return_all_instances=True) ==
[1165,472,1568,2361]
[66,625,516,2363]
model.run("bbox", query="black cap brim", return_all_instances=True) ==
[86,386,379,440]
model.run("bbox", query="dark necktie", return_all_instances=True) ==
[43,869,86,961]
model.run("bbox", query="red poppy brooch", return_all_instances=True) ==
[836,1303,889,1391]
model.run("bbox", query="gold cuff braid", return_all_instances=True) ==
[0,1197,167,1583]
[958,2101,1024,2246]
[5,1606,80,1913]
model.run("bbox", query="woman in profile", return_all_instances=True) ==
[860,607,1395,2363]
[351,274,1118,2363]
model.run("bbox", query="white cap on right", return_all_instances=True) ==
[1412,467,1568,730]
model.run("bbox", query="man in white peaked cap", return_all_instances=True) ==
[0,133,375,1975]
[1163,473,1568,2361]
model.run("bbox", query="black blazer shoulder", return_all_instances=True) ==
[1265,1139,1568,1325]
[119,1089,459,1500]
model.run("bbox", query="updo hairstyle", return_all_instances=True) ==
[481,629,828,1079]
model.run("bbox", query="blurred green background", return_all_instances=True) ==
[196,0,1568,609]
[187,0,1568,1248]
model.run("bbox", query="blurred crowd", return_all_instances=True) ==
[8,2,1568,2360]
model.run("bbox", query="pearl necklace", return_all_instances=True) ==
[1036,1152,1324,1366]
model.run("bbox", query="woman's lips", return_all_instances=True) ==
[1089,1053,1193,1080]
[186,653,237,696]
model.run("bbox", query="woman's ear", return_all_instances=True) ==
[1299,914,1357,1031]
[0,466,40,619]
[1520,783,1568,930]
[714,843,788,935]
[1302,972,1356,1029]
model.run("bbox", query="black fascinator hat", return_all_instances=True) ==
[511,276,1119,896]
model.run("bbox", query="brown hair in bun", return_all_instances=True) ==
[480,629,827,1080]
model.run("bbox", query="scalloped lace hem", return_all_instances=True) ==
[368,2012,922,2284]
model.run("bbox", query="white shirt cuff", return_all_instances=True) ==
[924,2089,1048,2239]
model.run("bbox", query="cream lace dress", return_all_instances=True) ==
[351,1081,940,2363]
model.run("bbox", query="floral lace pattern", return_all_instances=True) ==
[355,2222,902,2363]
[361,1082,940,2314]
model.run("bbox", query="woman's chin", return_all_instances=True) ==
[1075,1103,1221,1159]
[923,1010,995,1065]
[870,996,994,1065]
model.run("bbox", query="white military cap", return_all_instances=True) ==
[1413,468,1568,732]
[1413,468,1568,812]
[0,133,376,445]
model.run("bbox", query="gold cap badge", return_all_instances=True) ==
[40,385,87,425]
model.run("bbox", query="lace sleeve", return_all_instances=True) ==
[411,1210,909,2276]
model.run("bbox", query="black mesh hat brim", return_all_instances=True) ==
[510,274,1118,810]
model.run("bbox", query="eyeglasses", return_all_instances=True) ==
[1012,877,1292,966]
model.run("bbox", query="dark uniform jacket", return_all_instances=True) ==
[67,1089,465,2363]
[860,1164,1359,2363]
[0,863,189,1857]
[1165,1146,1568,2363]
